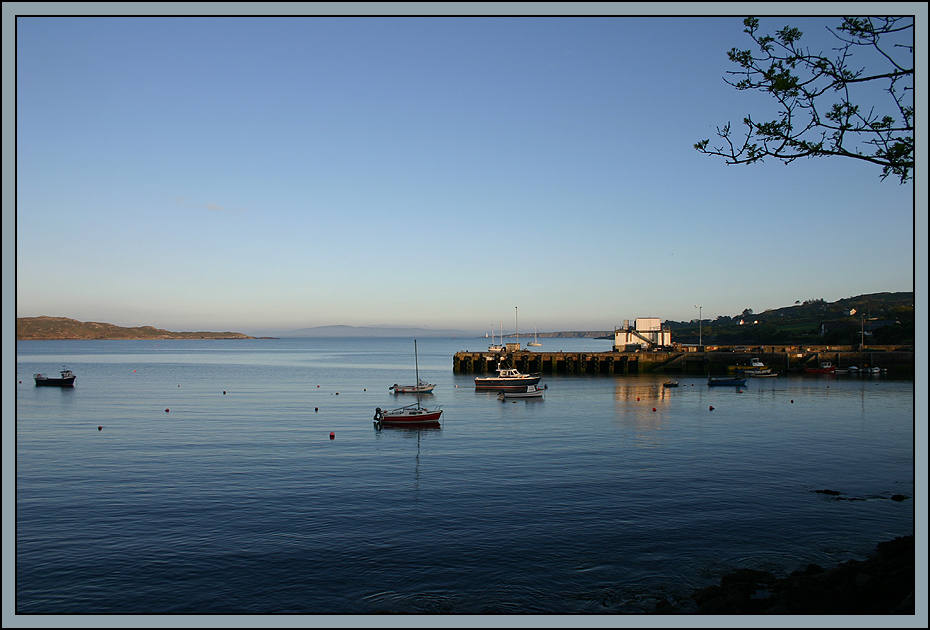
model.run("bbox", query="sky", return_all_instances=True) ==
[9,6,926,336]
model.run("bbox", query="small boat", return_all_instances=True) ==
[527,324,542,347]
[374,403,443,426]
[374,340,442,429]
[708,377,747,386]
[733,358,767,373]
[663,381,679,387]
[389,378,436,394]
[34,368,76,387]
[498,384,547,400]
[748,371,778,377]
[488,323,505,352]
[475,366,542,390]
[804,361,836,374]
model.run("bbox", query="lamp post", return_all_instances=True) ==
[694,305,702,348]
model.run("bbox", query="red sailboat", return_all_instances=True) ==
[374,340,442,428]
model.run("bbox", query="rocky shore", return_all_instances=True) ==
[654,535,916,615]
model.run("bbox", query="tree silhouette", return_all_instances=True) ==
[695,17,913,183]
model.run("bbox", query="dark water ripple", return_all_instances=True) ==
[16,338,914,614]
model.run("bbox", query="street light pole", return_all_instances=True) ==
[694,305,702,347]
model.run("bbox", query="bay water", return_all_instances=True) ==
[15,337,915,614]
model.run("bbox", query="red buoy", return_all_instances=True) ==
[709,406,714,411]
[652,408,657,412]
[98,426,102,431]
[330,432,335,440]
[315,407,319,412]
[165,408,169,413]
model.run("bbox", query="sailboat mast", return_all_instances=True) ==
[515,306,519,348]
[414,339,421,409]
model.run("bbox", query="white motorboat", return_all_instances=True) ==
[389,379,436,394]
[498,385,547,400]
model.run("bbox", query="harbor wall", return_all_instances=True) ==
[452,349,914,376]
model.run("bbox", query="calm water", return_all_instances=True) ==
[16,338,915,614]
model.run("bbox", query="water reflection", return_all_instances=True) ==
[373,424,441,506]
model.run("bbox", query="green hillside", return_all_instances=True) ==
[666,292,914,346]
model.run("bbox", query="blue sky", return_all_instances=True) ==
[12,9,924,335]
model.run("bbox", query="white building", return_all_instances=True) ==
[613,318,672,351]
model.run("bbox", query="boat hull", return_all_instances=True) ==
[498,385,546,399]
[390,384,436,394]
[374,406,443,425]
[34,377,76,387]
[475,376,541,390]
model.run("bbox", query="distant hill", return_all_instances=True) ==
[266,325,473,338]
[16,316,256,340]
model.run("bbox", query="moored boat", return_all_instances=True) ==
[732,358,768,373]
[804,361,836,374]
[389,379,436,394]
[34,368,76,387]
[708,376,747,386]
[475,366,542,390]
[663,381,679,387]
[527,324,542,347]
[374,403,443,426]
[488,323,505,352]
[498,385,547,400]
[375,340,441,429]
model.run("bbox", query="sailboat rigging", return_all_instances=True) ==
[374,340,443,428]
[528,323,542,347]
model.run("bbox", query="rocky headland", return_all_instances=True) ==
[16,316,256,340]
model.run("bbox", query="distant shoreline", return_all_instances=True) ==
[16,316,613,341]
[16,316,257,341]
